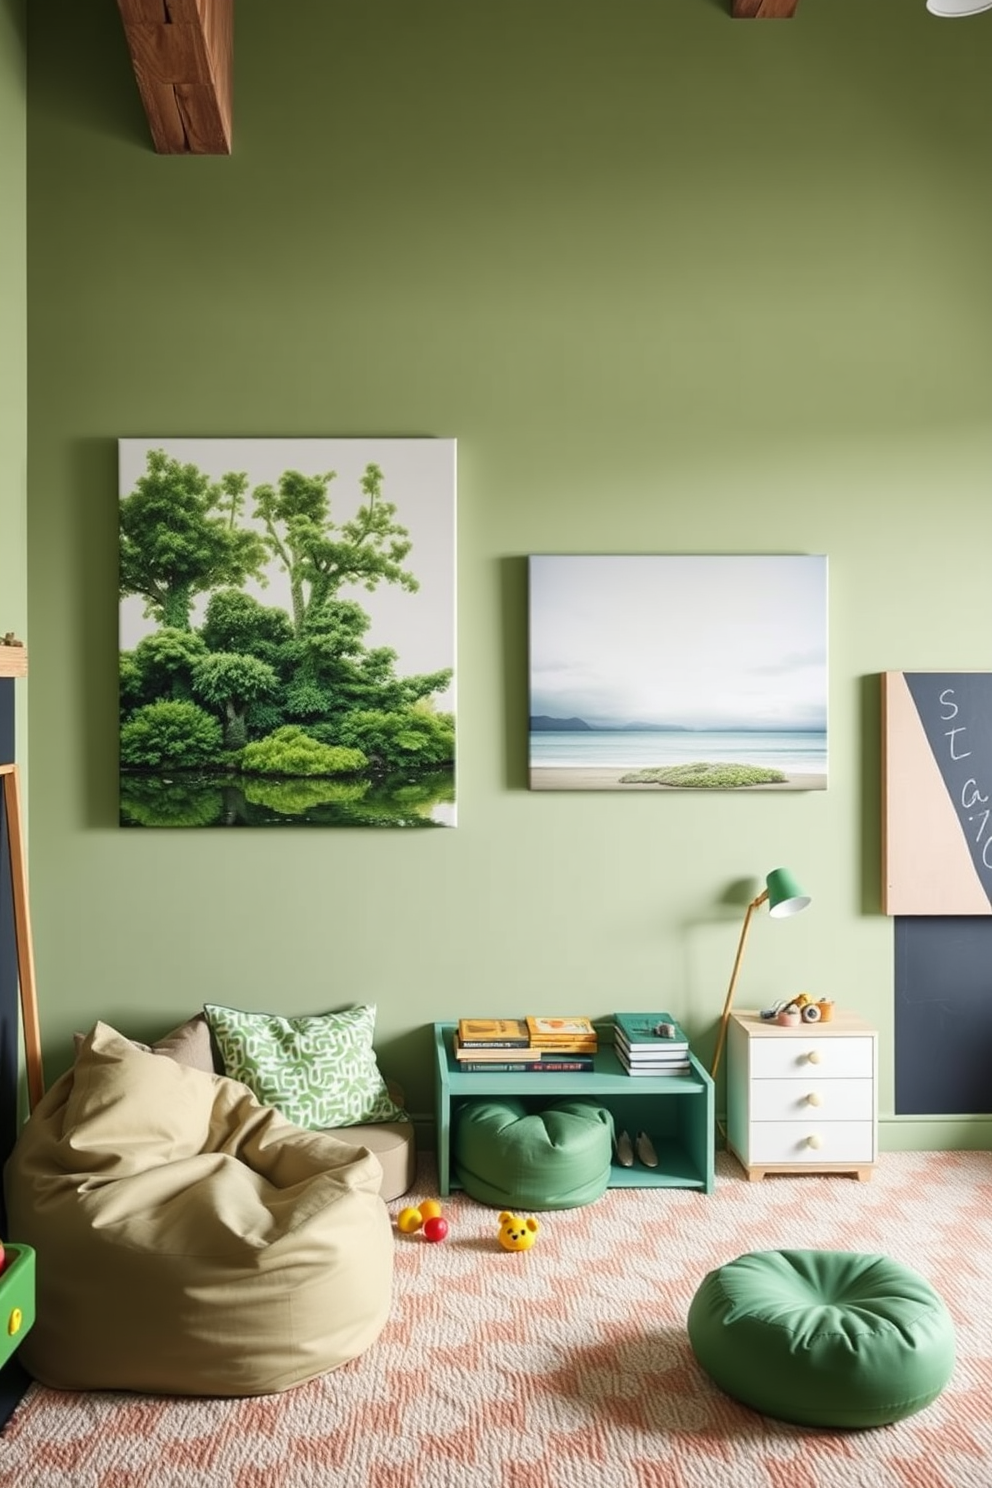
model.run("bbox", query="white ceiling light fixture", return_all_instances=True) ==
[926,1,992,14]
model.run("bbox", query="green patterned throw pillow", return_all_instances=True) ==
[202,1002,407,1129]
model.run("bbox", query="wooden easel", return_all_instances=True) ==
[0,764,44,1112]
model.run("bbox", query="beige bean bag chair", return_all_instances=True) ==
[4,1023,394,1396]
[71,1012,417,1203]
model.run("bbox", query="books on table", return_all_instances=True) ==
[455,1055,596,1073]
[525,1016,598,1050]
[613,1011,689,1050]
[453,1037,539,1061]
[612,1011,691,1076]
[456,1018,531,1049]
[526,1016,596,1039]
[615,1046,691,1075]
[614,1034,689,1062]
[616,1046,690,1065]
[453,1035,594,1063]
[452,1016,598,1071]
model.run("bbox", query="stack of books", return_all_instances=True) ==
[452,1016,598,1073]
[525,1016,598,1054]
[612,1011,691,1077]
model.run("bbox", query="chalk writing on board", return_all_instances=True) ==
[940,689,992,867]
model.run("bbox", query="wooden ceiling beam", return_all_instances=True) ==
[733,1,800,15]
[116,0,233,155]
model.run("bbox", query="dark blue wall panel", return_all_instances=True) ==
[895,915,992,1116]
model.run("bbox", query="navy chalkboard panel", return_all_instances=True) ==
[895,915,992,1115]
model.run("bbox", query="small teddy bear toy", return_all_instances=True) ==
[497,1212,540,1252]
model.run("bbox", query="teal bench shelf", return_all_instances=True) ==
[432,1022,714,1198]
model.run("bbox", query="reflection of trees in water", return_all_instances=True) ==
[243,776,369,815]
[222,786,249,827]
[120,769,454,828]
[120,777,225,828]
[387,774,455,810]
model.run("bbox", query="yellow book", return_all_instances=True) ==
[453,1034,539,1060]
[525,1016,598,1051]
[456,1018,530,1048]
[526,1016,596,1039]
[528,1041,598,1052]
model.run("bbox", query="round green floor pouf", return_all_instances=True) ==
[687,1249,956,1429]
[453,1097,614,1210]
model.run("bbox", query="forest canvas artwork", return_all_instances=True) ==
[119,438,456,828]
[529,554,828,792]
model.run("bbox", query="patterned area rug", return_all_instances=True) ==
[2,1150,991,1488]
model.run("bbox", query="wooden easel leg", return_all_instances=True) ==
[0,765,44,1112]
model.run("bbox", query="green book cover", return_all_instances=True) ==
[613,1011,689,1050]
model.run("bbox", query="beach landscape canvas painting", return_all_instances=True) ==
[119,437,456,828]
[529,555,827,791]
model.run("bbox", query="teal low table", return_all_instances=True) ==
[432,1022,714,1197]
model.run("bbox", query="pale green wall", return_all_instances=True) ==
[1,0,26,724]
[24,1,992,1146]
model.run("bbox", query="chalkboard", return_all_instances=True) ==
[895,915,992,1116]
[883,671,992,915]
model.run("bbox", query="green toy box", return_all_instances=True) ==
[0,1244,36,1368]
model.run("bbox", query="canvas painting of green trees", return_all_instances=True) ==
[119,438,456,828]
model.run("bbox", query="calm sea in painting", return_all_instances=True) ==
[528,554,828,792]
[530,729,827,774]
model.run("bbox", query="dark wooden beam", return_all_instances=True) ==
[733,0,800,15]
[116,0,233,155]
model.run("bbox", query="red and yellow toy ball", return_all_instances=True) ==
[497,1212,540,1252]
[396,1200,449,1241]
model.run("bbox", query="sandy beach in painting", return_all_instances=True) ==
[527,555,828,795]
[530,767,827,791]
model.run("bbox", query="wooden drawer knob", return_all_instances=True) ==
[806,1133,824,1150]
[806,1091,823,1107]
[806,1050,822,1065]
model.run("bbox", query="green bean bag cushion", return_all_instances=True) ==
[688,1249,956,1429]
[453,1097,614,1210]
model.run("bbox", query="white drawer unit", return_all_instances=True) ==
[726,1010,877,1182]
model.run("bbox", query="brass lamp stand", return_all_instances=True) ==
[710,868,810,1082]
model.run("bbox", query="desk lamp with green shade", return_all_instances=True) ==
[710,868,811,1082]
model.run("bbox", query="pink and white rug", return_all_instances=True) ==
[2,1150,990,1488]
